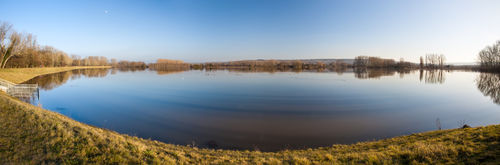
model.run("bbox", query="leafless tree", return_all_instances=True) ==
[458,120,470,128]
[425,54,437,68]
[354,56,369,67]
[438,54,446,68]
[0,26,21,68]
[420,56,424,69]
[435,118,441,130]
[478,40,500,71]
[424,54,446,69]
[0,21,114,68]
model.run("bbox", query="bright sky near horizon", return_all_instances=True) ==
[1,0,500,63]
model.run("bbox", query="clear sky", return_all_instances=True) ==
[1,0,500,63]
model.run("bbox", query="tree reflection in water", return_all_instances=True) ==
[149,67,189,75]
[25,69,110,90]
[20,68,500,106]
[420,69,446,84]
[200,67,328,74]
[476,73,500,105]
[354,68,412,79]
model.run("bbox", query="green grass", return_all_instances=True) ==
[0,67,499,164]
[0,66,111,84]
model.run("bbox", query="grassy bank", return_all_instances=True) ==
[0,66,111,84]
[1,92,499,164]
[0,68,499,164]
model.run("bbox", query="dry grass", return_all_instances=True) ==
[0,67,499,164]
[0,66,111,84]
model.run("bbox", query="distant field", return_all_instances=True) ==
[0,67,499,164]
[0,66,111,84]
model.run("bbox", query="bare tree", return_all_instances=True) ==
[71,55,81,66]
[425,54,445,68]
[110,58,118,67]
[478,40,500,71]
[0,21,116,68]
[420,56,424,69]
[293,60,302,69]
[458,120,470,128]
[438,54,446,68]
[0,27,21,68]
[354,56,369,67]
[435,118,441,130]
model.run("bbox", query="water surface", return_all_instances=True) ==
[21,69,500,151]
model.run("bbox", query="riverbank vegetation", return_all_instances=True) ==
[110,60,147,69]
[0,22,110,68]
[421,54,447,69]
[0,22,147,70]
[353,56,416,69]
[190,59,352,72]
[149,59,190,71]
[478,40,500,72]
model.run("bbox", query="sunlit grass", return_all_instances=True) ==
[0,66,110,84]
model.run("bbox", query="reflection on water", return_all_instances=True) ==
[26,69,110,90]
[18,68,500,151]
[7,84,39,103]
[149,67,189,75]
[25,68,189,90]
[420,69,446,84]
[354,68,412,79]
[114,67,147,72]
[199,67,352,74]
[156,70,188,75]
[477,73,500,104]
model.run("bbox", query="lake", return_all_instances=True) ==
[18,68,500,151]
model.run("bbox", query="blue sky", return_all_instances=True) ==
[1,0,500,63]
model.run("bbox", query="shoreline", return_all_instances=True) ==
[0,66,111,84]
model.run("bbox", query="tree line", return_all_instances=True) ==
[0,21,157,69]
[0,22,112,68]
[193,59,351,71]
[111,60,147,69]
[419,54,447,69]
[353,56,415,69]
[478,40,500,72]
[149,59,190,71]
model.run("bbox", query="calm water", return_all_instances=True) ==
[20,68,500,151]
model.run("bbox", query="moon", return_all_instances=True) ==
[104,10,109,14]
